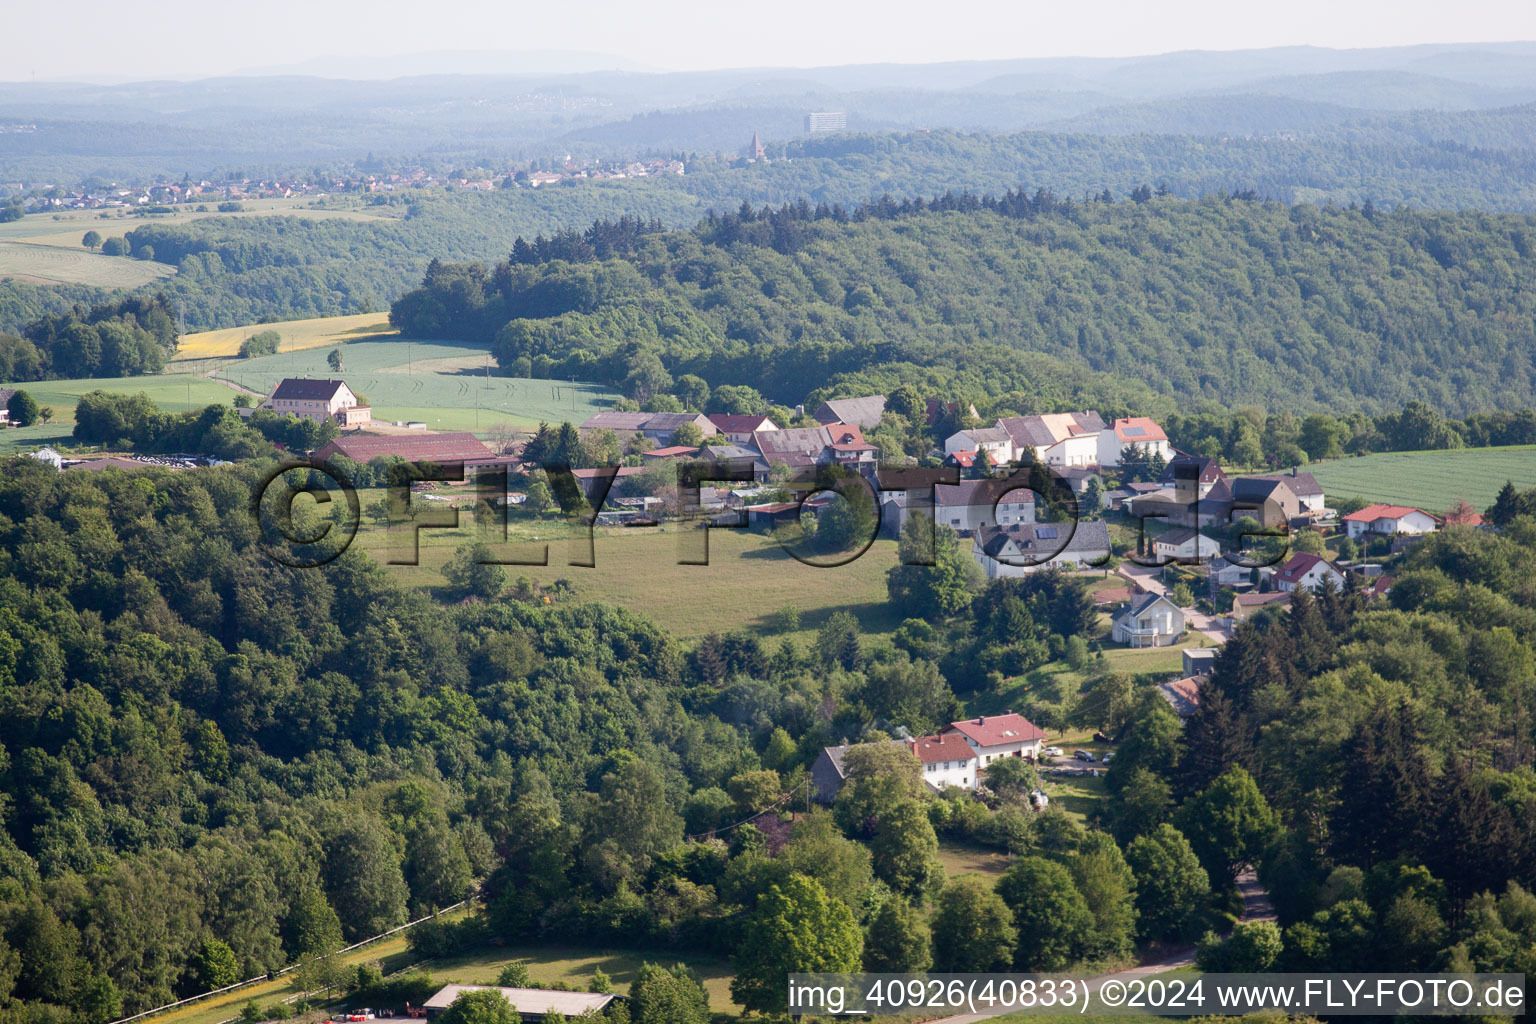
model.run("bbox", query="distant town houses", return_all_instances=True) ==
[812,394,886,428]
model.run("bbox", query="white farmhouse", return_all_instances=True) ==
[942,712,1046,766]
[907,733,978,790]
[1342,504,1439,539]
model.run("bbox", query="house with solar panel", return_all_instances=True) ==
[1099,417,1173,467]
[972,520,1112,577]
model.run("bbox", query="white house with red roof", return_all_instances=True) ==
[1342,504,1439,539]
[907,733,978,790]
[1099,417,1172,467]
[941,712,1046,767]
[1274,552,1346,593]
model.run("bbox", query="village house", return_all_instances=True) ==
[812,394,886,428]
[1157,676,1203,720]
[0,388,12,425]
[997,411,1106,467]
[942,712,1047,766]
[1230,476,1302,527]
[973,520,1112,577]
[1160,452,1228,498]
[1274,551,1347,593]
[943,426,1014,463]
[1111,592,1187,647]
[1151,526,1222,562]
[1342,503,1439,538]
[705,413,778,444]
[811,739,914,802]
[263,378,370,426]
[1098,417,1173,467]
[579,411,717,443]
[933,478,1037,535]
[1227,590,1292,625]
[753,423,877,477]
[908,733,977,790]
[1251,469,1325,513]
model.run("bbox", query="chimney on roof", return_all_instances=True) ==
[978,716,985,725]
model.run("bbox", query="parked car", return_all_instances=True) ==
[1044,746,1064,757]
[1102,753,1114,764]
[1074,749,1097,762]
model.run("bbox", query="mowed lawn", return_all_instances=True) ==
[1307,445,1536,510]
[215,340,618,432]
[350,511,901,644]
[425,944,739,1013]
[0,239,175,287]
[176,312,398,361]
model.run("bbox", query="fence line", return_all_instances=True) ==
[108,901,467,1024]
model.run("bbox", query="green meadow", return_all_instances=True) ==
[1306,445,1536,511]
[215,340,618,432]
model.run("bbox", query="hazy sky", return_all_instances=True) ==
[8,0,1536,81]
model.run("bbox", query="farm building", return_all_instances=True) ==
[311,431,497,468]
[579,411,717,443]
[263,378,371,425]
[423,984,618,1022]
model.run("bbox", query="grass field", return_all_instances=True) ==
[0,198,393,244]
[1306,445,1536,511]
[216,340,619,432]
[0,373,235,425]
[352,507,902,644]
[0,239,176,287]
[936,839,1014,879]
[177,312,398,361]
[425,944,740,1013]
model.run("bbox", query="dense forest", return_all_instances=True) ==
[3,447,1536,1020]
[8,116,1534,337]
[389,192,1536,415]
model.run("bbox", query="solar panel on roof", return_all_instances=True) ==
[1123,426,1146,436]
[1036,527,1059,539]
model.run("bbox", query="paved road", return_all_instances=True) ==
[924,872,1272,1023]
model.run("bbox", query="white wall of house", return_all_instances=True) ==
[1152,532,1222,561]
[1043,434,1100,467]
[919,757,976,790]
[973,540,1099,578]
[1112,598,1186,646]
[938,498,1035,534]
[967,739,1044,764]
[1278,563,1346,592]
[1345,510,1437,538]
[1099,435,1172,468]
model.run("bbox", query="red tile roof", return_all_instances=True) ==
[1342,503,1428,522]
[1276,551,1339,584]
[1112,416,1169,443]
[907,733,975,764]
[642,446,699,458]
[943,712,1045,748]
